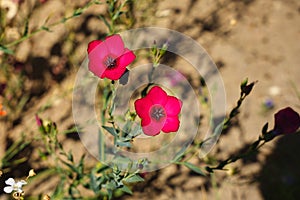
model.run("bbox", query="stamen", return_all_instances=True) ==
[104,56,117,69]
[150,106,166,121]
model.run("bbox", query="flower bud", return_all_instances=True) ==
[35,114,43,127]
[273,107,300,135]
[241,80,257,96]
[28,169,36,178]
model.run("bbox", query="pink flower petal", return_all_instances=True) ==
[87,40,102,54]
[105,34,125,56]
[105,35,115,40]
[87,35,136,81]
[88,40,110,61]
[147,86,168,105]
[165,96,182,116]
[88,41,110,78]
[135,98,152,120]
[117,48,136,68]
[134,86,183,136]
[141,117,151,127]
[101,65,127,80]
[142,118,165,136]
[162,116,180,133]
[88,59,106,78]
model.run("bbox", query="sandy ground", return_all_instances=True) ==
[0,0,300,199]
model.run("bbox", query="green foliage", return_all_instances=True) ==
[182,162,206,176]
[0,0,101,53]
[0,133,30,169]
[151,40,169,67]
[99,0,135,34]
[0,45,14,54]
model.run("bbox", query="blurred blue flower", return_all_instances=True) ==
[264,98,274,110]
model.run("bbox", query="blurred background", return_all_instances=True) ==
[0,0,299,199]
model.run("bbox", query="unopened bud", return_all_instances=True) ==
[241,80,257,96]
[43,194,51,200]
[28,169,36,178]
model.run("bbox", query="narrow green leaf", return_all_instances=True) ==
[106,181,117,190]
[102,126,117,137]
[251,140,260,150]
[93,0,102,4]
[112,156,132,170]
[183,162,206,176]
[52,178,65,199]
[78,154,85,176]
[240,78,248,88]
[41,26,52,32]
[98,128,106,161]
[261,122,268,134]
[112,11,123,21]
[0,45,14,54]
[90,173,100,193]
[122,121,132,136]
[95,164,110,173]
[172,147,187,162]
[213,122,224,137]
[129,125,142,138]
[120,185,132,195]
[99,15,112,32]
[23,20,29,36]
[124,174,144,183]
[67,151,74,162]
[107,189,113,200]
[61,160,79,174]
[116,140,131,148]
[73,8,83,16]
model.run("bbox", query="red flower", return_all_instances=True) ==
[87,34,136,80]
[273,107,300,135]
[0,104,7,117]
[134,86,182,136]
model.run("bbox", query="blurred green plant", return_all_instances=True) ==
[99,0,135,35]
[0,59,28,122]
[0,0,102,54]
[33,116,147,199]
[21,78,298,200]
[0,133,31,171]
[0,0,102,122]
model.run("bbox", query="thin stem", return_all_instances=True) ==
[3,0,99,48]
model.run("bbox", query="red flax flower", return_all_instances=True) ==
[134,86,182,136]
[0,104,7,117]
[87,34,136,80]
[273,107,300,135]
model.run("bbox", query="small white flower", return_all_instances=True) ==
[3,178,27,193]
[0,0,18,20]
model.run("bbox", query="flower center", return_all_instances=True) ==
[104,56,117,69]
[13,184,19,190]
[150,105,166,121]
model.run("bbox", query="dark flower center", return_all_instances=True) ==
[104,56,117,69]
[150,105,166,121]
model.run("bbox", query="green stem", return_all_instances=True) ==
[207,137,265,172]
[3,0,99,48]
